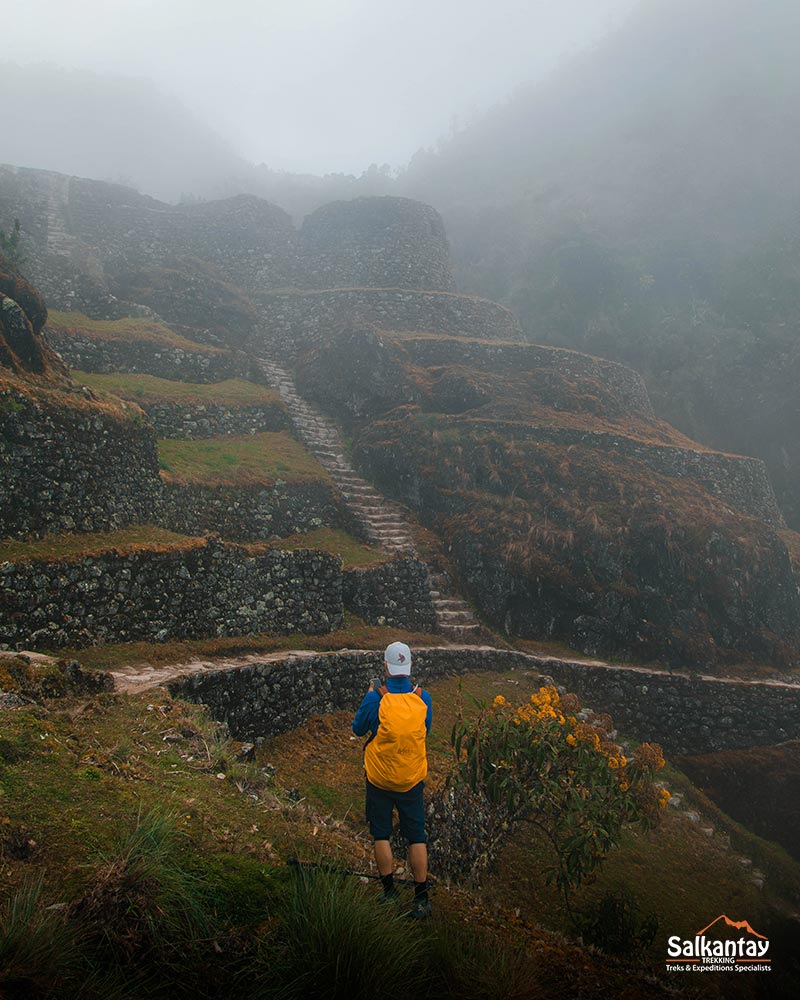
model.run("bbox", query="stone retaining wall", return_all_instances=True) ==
[0,539,342,649]
[168,646,800,756]
[158,481,357,542]
[398,335,655,418]
[253,289,522,360]
[48,331,255,384]
[0,385,162,539]
[144,401,288,439]
[342,556,437,631]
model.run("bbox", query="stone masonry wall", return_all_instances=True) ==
[168,646,800,756]
[0,539,342,649]
[2,167,455,305]
[297,197,454,292]
[143,401,288,439]
[0,385,162,539]
[158,481,357,542]
[342,556,437,631]
[253,289,522,361]
[47,330,255,384]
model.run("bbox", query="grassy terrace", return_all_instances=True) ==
[0,526,201,564]
[158,432,328,485]
[262,527,386,568]
[0,528,381,572]
[46,310,224,354]
[0,370,142,422]
[72,372,282,409]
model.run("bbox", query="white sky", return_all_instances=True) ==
[6,0,640,174]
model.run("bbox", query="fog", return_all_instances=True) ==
[3,0,638,183]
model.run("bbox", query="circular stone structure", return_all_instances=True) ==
[298,196,455,292]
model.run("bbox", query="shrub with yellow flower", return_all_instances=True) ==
[451,684,667,912]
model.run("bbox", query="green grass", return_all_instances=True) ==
[46,310,224,354]
[72,372,282,409]
[0,526,200,564]
[158,433,329,485]
[268,528,386,568]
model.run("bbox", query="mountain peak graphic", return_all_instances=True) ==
[696,915,767,939]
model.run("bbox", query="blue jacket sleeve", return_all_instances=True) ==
[421,690,433,734]
[352,690,380,736]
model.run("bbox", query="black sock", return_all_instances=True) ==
[414,879,429,900]
[381,873,395,892]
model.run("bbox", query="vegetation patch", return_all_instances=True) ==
[0,526,200,564]
[72,371,282,408]
[0,370,144,424]
[158,432,329,485]
[46,310,224,355]
[265,528,386,568]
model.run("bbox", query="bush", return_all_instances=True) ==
[451,686,669,913]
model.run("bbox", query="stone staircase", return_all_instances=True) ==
[45,175,78,257]
[256,356,481,639]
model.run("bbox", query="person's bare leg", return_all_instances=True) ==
[408,842,428,882]
[374,839,393,876]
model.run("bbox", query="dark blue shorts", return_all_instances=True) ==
[365,778,427,844]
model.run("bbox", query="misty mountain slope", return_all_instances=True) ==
[0,64,246,203]
[401,0,800,529]
[406,0,800,241]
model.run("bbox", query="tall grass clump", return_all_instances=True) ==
[259,868,427,1000]
[0,875,80,999]
[68,808,220,996]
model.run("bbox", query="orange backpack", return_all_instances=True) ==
[364,688,428,793]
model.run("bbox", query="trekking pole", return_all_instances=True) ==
[286,857,432,886]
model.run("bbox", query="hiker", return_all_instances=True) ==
[352,641,433,919]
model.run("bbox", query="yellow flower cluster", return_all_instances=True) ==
[657,788,671,809]
[514,686,566,726]
[636,742,666,771]
[607,755,627,770]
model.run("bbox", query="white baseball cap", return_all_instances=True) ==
[384,641,412,675]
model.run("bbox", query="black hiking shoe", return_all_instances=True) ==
[410,895,432,920]
[379,886,400,905]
